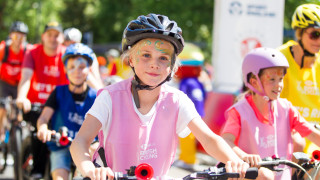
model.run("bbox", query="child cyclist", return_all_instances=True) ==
[36,43,97,180]
[221,47,320,179]
[70,13,249,180]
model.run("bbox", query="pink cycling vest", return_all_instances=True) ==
[231,98,293,179]
[93,78,180,177]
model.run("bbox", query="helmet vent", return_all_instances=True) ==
[147,18,158,28]
[303,13,311,21]
[158,16,164,23]
[166,23,174,31]
[313,12,320,21]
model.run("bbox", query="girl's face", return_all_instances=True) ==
[129,38,174,87]
[66,56,89,85]
[301,27,320,54]
[259,67,286,100]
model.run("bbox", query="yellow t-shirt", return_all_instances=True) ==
[278,40,320,154]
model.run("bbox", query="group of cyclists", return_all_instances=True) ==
[0,2,320,180]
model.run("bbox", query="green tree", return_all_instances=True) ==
[0,0,65,43]
[0,0,318,63]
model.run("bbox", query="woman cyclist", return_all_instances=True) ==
[70,13,249,180]
[278,4,320,156]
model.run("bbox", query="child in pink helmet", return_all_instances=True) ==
[221,47,320,179]
[70,13,250,180]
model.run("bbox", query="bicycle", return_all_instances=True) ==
[0,96,24,180]
[19,103,44,180]
[21,125,76,180]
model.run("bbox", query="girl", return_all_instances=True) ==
[70,13,249,180]
[221,47,320,179]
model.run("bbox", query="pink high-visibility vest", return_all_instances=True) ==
[231,98,293,179]
[93,79,180,177]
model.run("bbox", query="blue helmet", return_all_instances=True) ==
[62,43,95,66]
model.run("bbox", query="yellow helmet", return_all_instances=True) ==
[178,42,204,66]
[292,4,320,29]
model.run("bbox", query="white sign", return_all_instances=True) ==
[212,0,285,94]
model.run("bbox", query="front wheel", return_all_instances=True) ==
[10,125,23,180]
[20,135,33,180]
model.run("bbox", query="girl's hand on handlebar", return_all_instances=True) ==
[225,160,249,179]
[85,167,113,180]
[37,125,56,143]
[241,154,262,167]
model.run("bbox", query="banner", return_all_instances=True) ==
[212,0,285,94]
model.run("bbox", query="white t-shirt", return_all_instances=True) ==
[87,89,200,138]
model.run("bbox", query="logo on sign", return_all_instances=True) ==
[229,1,276,17]
[240,38,262,57]
[229,1,242,15]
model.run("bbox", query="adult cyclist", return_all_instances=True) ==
[278,4,320,157]
[0,21,31,141]
[16,21,69,179]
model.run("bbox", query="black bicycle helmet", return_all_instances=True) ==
[10,21,29,34]
[122,13,184,55]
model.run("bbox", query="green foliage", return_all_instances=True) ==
[0,0,318,63]
[90,0,214,61]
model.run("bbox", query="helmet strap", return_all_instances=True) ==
[131,73,171,108]
[247,74,270,102]
[298,40,315,69]
[69,80,86,92]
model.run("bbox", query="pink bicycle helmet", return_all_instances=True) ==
[242,47,289,97]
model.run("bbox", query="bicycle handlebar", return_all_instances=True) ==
[182,167,258,180]
[76,166,257,180]
[259,158,312,180]
[78,163,154,180]
[34,126,72,147]
[50,126,72,146]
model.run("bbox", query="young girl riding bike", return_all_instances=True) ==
[221,47,320,179]
[36,43,97,180]
[70,13,249,180]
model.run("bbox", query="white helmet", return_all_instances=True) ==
[64,27,82,43]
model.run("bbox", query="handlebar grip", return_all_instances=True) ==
[225,167,258,179]
[245,167,258,179]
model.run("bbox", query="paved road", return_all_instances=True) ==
[0,151,217,179]
[0,154,13,180]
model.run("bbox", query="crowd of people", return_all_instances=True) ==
[0,3,320,180]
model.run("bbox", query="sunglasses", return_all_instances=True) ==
[306,30,320,40]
